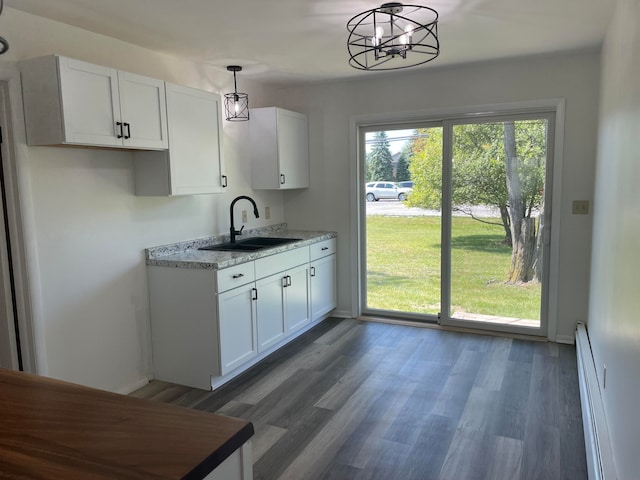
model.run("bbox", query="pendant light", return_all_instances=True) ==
[347,2,439,71]
[0,0,9,55]
[224,66,249,121]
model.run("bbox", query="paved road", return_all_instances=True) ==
[366,199,500,218]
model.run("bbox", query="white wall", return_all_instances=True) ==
[0,7,605,392]
[588,0,640,477]
[0,8,283,392]
[276,51,601,341]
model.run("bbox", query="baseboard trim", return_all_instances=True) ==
[576,323,617,480]
[556,334,575,345]
[116,375,153,395]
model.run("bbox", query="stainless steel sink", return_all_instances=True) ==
[199,237,302,252]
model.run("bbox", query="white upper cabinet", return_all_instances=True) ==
[20,55,168,150]
[250,107,309,190]
[117,70,168,149]
[134,83,225,196]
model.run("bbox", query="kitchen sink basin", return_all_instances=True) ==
[199,237,302,252]
[238,237,302,246]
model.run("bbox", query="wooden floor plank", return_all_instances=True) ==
[133,317,587,480]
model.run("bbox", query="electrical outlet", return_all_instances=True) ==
[265,206,270,219]
[603,364,607,389]
[241,210,247,223]
[572,200,589,215]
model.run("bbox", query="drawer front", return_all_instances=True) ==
[310,238,336,261]
[216,262,256,293]
[255,246,310,279]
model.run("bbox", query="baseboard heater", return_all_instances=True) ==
[575,322,617,480]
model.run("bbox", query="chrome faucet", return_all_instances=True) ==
[229,195,260,243]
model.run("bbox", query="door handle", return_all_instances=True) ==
[222,175,228,188]
[116,122,123,139]
[124,122,131,139]
[287,275,292,287]
[251,288,258,300]
[232,273,244,279]
[280,173,286,185]
[321,247,329,251]
[310,266,316,277]
[282,276,288,288]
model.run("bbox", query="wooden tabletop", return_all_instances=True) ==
[0,369,254,479]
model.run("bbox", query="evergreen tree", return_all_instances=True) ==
[395,150,411,181]
[366,131,394,182]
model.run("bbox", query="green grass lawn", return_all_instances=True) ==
[366,215,541,320]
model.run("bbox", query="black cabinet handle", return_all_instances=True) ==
[116,122,123,139]
[282,276,288,288]
[124,123,131,139]
[321,247,329,251]
[222,175,228,188]
[310,267,316,277]
[252,288,258,300]
[287,275,292,287]
[232,273,244,279]
[280,173,286,185]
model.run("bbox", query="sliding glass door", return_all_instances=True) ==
[363,126,442,320]
[443,116,552,334]
[360,112,554,336]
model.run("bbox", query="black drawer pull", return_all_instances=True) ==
[116,122,123,138]
[222,175,228,188]
[251,288,258,300]
[232,273,244,279]
[310,267,316,277]
[124,122,131,139]
[321,247,329,251]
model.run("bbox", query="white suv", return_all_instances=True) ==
[365,181,411,201]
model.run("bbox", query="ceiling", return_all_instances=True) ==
[4,0,615,86]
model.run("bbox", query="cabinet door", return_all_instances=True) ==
[217,285,257,375]
[310,254,337,320]
[58,57,122,146]
[255,274,286,352]
[166,84,225,195]
[118,71,168,150]
[284,263,311,335]
[276,109,309,189]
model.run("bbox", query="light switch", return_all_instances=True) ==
[572,200,589,215]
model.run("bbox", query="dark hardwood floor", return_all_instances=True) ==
[133,318,587,480]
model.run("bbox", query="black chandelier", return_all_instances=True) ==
[347,2,439,71]
[224,66,249,121]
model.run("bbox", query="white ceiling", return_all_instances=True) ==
[4,0,615,86]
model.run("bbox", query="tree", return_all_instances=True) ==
[395,151,411,181]
[366,131,394,182]
[408,121,546,283]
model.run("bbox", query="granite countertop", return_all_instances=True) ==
[146,223,336,270]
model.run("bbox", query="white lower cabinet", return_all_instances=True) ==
[217,284,258,375]
[255,274,286,352]
[310,254,337,320]
[284,263,311,335]
[148,239,336,390]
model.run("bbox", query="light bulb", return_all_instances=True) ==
[399,34,408,45]
[371,36,380,47]
[234,94,240,113]
[375,26,384,38]
[404,24,414,37]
